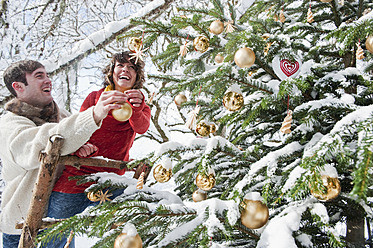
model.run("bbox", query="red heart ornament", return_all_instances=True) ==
[272,56,302,81]
[280,59,299,77]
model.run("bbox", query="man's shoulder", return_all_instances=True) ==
[0,111,33,126]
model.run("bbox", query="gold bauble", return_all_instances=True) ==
[153,164,172,183]
[214,54,224,64]
[240,199,269,229]
[234,47,255,68]
[193,36,209,53]
[195,173,216,191]
[87,191,101,202]
[209,20,224,35]
[196,121,210,137]
[192,190,207,202]
[223,91,244,111]
[210,123,216,133]
[114,233,142,248]
[320,0,332,2]
[112,102,133,122]
[174,94,187,107]
[310,175,341,202]
[366,35,373,54]
[128,37,142,52]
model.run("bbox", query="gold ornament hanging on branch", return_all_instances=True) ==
[223,91,244,111]
[366,35,373,54]
[209,20,224,35]
[215,53,224,64]
[114,233,143,248]
[310,175,341,202]
[112,102,133,122]
[240,198,269,229]
[153,164,172,183]
[196,121,211,137]
[128,37,143,52]
[193,36,210,53]
[280,110,293,134]
[234,47,256,68]
[174,93,187,107]
[196,173,216,191]
[192,189,207,202]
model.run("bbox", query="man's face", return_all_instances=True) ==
[112,61,137,92]
[22,67,53,107]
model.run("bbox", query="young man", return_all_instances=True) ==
[0,60,129,247]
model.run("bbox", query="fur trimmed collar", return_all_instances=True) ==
[5,98,60,126]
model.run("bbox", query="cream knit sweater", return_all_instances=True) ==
[0,106,100,234]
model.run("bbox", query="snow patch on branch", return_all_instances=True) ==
[43,0,166,72]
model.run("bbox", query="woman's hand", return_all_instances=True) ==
[74,142,98,158]
[125,89,143,107]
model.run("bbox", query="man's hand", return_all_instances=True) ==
[125,89,143,108]
[75,143,98,158]
[93,91,128,124]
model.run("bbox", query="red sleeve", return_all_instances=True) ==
[129,96,151,134]
[80,90,101,112]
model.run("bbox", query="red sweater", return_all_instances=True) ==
[53,88,151,193]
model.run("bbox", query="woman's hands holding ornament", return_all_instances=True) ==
[125,89,143,108]
[93,90,129,124]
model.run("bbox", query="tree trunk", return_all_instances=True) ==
[346,204,366,248]
[18,135,64,248]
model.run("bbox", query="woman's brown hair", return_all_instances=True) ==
[102,51,145,89]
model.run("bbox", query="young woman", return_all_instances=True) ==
[48,51,151,248]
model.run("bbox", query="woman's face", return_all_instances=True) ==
[112,60,137,92]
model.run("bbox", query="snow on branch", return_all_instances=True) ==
[43,0,174,75]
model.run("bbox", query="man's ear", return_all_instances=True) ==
[12,82,25,93]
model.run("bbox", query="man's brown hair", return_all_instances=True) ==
[3,60,45,96]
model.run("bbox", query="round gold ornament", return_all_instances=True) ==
[193,36,209,53]
[112,102,133,122]
[195,173,216,191]
[214,54,224,64]
[114,233,142,248]
[210,123,216,133]
[366,35,373,54]
[310,175,341,202]
[153,164,172,183]
[240,199,269,229]
[223,91,244,111]
[127,37,143,52]
[174,94,187,107]
[87,191,101,202]
[234,47,256,68]
[192,189,207,202]
[196,121,210,137]
[209,20,224,35]
[320,0,332,2]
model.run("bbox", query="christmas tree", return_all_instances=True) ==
[38,0,373,247]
